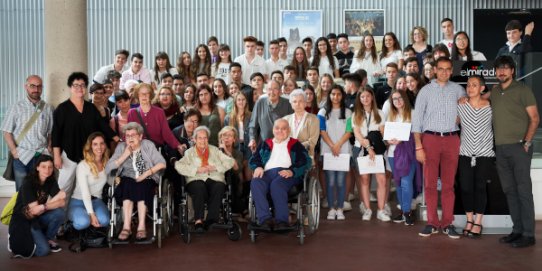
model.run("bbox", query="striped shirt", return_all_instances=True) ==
[457,103,495,157]
[0,98,54,165]
[412,80,465,134]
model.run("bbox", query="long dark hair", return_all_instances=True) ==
[153,51,173,82]
[324,84,346,120]
[451,31,473,61]
[26,155,56,190]
[380,32,401,60]
[312,37,337,70]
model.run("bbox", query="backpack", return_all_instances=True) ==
[69,226,108,253]
[1,192,18,225]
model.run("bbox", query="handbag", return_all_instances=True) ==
[3,101,46,181]
[1,192,18,225]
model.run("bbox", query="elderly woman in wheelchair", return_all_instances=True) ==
[175,126,235,233]
[105,122,166,242]
[249,119,312,232]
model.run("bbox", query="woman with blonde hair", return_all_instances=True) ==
[68,132,111,230]
[225,91,252,181]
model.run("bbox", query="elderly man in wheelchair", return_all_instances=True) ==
[249,119,312,232]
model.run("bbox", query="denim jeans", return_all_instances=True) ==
[68,198,110,230]
[388,157,415,212]
[30,208,65,257]
[13,155,41,192]
[325,170,346,209]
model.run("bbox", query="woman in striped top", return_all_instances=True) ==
[457,75,495,238]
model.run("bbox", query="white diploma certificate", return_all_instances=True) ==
[383,122,411,141]
[323,153,351,172]
[357,155,385,174]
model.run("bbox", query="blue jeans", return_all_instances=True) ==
[251,168,302,224]
[325,170,346,209]
[68,198,110,230]
[13,155,41,192]
[388,157,415,212]
[30,208,65,257]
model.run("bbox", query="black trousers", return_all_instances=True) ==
[458,155,495,214]
[186,179,225,221]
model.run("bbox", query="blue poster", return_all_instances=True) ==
[280,10,323,57]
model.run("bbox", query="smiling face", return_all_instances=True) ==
[364,35,374,49]
[267,81,281,103]
[317,40,328,55]
[213,80,225,98]
[219,49,230,61]
[184,86,195,103]
[115,53,128,67]
[454,33,469,51]
[182,53,191,66]
[91,135,107,159]
[197,46,207,61]
[360,90,373,107]
[295,48,305,62]
[235,93,247,110]
[320,76,333,92]
[159,88,174,107]
[195,129,209,150]
[384,35,394,49]
[272,119,290,142]
[405,75,418,91]
[391,92,405,110]
[70,79,87,99]
[466,77,485,98]
[228,84,240,96]
[395,77,407,91]
[36,160,54,182]
[496,65,514,85]
[131,57,143,73]
[290,94,306,113]
[25,76,43,101]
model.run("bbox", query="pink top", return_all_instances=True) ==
[127,106,180,149]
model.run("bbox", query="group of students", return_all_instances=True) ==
[3,16,538,258]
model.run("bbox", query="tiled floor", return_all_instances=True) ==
[0,197,540,271]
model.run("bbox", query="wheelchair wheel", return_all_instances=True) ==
[160,179,174,237]
[157,225,162,248]
[179,200,191,244]
[227,222,242,241]
[306,177,320,234]
[248,193,258,243]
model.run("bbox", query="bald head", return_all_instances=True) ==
[25,75,43,102]
[273,118,290,142]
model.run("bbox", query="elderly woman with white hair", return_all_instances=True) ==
[105,122,166,242]
[283,89,320,161]
[175,126,235,232]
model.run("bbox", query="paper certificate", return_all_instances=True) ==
[323,153,351,172]
[357,155,385,174]
[383,122,411,141]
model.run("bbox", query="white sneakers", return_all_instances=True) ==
[343,201,352,211]
[360,204,372,221]
[384,203,392,216]
[336,209,345,220]
[377,210,391,222]
[327,208,346,220]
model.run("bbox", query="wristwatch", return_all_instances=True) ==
[523,140,532,148]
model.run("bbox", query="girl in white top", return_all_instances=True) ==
[150,52,178,89]
[351,88,388,222]
[212,78,233,113]
[310,37,340,78]
[451,31,487,61]
[211,44,232,84]
[68,132,111,230]
[386,90,416,223]
[379,32,404,72]
[350,34,382,86]
[318,85,352,220]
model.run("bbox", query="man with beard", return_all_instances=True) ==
[1,75,54,191]
[492,55,539,248]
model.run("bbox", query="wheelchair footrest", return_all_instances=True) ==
[110,239,130,245]
[134,238,155,245]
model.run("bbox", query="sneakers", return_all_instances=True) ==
[49,242,62,253]
[342,201,352,211]
[384,203,392,216]
[321,197,329,208]
[327,208,337,220]
[347,193,356,201]
[404,212,414,226]
[443,225,461,239]
[419,225,439,237]
[336,209,345,220]
[392,213,405,223]
[360,204,372,221]
[370,193,377,202]
[377,210,391,222]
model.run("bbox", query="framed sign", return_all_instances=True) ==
[344,9,385,52]
[280,10,323,59]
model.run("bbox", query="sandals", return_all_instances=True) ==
[463,221,474,236]
[136,230,147,241]
[468,223,483,238]
[118,229,131,241]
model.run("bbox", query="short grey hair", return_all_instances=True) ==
[122,122,144,135]
[289,89,307,103]
[192,125,211,140]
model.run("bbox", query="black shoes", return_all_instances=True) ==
[274,222,295,233]
[467,223,483,239]
[499,232,523,244]
[404,212,414,226]
[251,218,273,232]
[510,236,536,248]
[194,222,205,233]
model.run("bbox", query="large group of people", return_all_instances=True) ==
[2,16,538,258]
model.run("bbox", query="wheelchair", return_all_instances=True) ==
[177,170,242,244]
[248,167,320,245]
[107,168,174,248]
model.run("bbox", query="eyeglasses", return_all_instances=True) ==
[125,133,139,139]
[28,84,43,89]
[72,84,86,89]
